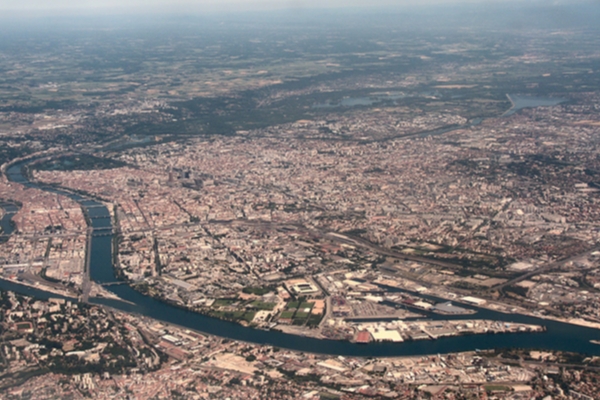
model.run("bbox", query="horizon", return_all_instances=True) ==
[0,1,598,33]
[0,0,597,14]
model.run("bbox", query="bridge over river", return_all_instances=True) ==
[3,158,600,358]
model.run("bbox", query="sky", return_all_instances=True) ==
[0,0,596,23]
[6,0,386,11]
[0,0,570,12]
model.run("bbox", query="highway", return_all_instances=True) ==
[493,245,600,291]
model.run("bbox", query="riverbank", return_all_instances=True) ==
[374,276,600,331]
[4,153,600,357]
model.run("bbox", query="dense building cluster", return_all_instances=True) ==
[24,93,600,331]
[3,292,597,400]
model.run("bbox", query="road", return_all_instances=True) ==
[112,217,466,271]
[81,227,93,303]
[333,231,462,269]
[493,245,600,291]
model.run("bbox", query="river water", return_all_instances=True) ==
[3,161,600,357]
[503,94,567,116]
[0,202,18,243]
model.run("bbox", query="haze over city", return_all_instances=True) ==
[0,0,597,13]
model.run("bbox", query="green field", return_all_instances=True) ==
[299,302,314,310]
[212,310,256,323]
[250,300,276,310]
[243,286,274,295]
[212,299,237,308]
[280,311,295,319]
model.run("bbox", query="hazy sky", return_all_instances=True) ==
[0,0,593,18]
[0,0,548,12]
[5,0,390,11]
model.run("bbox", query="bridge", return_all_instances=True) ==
[89,215,111,220]
[92,232,113,237]
[83,204,106,209]
[100,281,128,286]
[92,227,113,232]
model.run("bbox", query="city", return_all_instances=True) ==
[1,2,600,398]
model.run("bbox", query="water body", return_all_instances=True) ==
[0,202,18,243]
[3,160,600,357]
[503,94,567,116]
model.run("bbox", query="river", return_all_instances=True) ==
[0,202,18,243]
[503,94,567,116]
[3,160,600,357]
